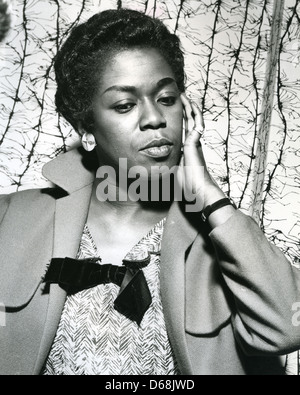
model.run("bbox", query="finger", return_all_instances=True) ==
[184,102,205,147]
[192,102,205,131]
[185,103,201,146]
[181,93,194,137]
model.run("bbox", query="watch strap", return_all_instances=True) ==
[201,198,236,222]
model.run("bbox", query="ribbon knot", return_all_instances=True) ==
[43,256,152,325]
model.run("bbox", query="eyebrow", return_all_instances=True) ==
[102,77,177,95]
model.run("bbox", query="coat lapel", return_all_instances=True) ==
[0,191,56,307]
[33,149,95,374]
[160,201,198,375]
[161,201,233,374]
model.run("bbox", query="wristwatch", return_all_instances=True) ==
[200,198,237,222]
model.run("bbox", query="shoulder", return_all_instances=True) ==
[0,187,61,205]
[0,187,66,223]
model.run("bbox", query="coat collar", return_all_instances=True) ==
[42,147,97,194]
[0,148,96,308]
[34,172,94,374]
[33,148,96,373]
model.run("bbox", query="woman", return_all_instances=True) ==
[0,8,299,376]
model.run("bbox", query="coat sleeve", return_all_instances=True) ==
[209,210,300,356]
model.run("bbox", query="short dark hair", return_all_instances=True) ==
[54,8,185,133]
[0,0,11,42]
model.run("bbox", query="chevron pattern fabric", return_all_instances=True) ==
[43,219,179,375]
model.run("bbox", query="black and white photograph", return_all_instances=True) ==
[0,0,300,377]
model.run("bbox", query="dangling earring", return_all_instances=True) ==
[82,132,97,152]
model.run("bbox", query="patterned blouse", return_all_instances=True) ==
[43,219,179,375]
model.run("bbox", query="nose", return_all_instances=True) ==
[139,100,167,131]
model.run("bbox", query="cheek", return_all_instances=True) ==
[166,107,183,140]
[93,115,138,162]
[93,111,130,144]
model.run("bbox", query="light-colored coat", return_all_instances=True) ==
[1,148,300,375]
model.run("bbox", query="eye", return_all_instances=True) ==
[158,96,177,106]
[114,103,135,114]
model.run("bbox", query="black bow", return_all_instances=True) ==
[43,256,152,325]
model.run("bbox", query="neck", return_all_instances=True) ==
[91,177,171,222]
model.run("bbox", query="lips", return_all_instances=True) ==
[141,138,173,150]
[139,138,173,159]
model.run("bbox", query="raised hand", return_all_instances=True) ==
[179,94,225,209]
[178,94,236,226]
